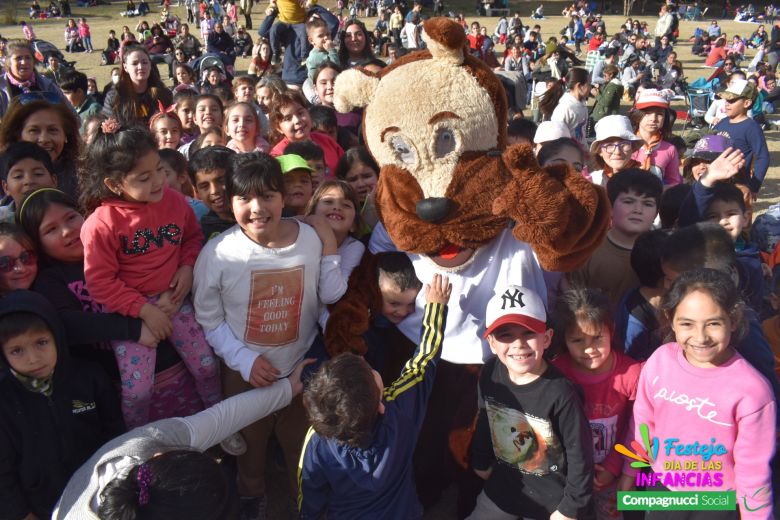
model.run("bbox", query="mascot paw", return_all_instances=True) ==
[497,144,611,273]
[494,144,573,230]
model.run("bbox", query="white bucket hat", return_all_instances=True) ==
[590,115,644,154]
[533,121,571,144]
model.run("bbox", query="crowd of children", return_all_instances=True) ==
[1,2,780,520]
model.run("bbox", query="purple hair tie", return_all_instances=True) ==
[136,463,153,506]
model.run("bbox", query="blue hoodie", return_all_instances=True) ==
[615,287,663,361]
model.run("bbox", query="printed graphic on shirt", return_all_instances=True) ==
[245,267,304,347]
[590,414,618,464]
[486,399,565,475]
[573,121,586,144]
[120,223,182,255]
[68,280,105,313]
[72,400,97,414]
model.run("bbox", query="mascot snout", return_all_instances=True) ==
[416,197,455,223]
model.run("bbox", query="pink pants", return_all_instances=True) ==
[112,298,221,428]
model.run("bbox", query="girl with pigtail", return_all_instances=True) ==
[540,67,591,148]
[78,121,223,430]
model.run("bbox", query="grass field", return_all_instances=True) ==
[3,4,779,519]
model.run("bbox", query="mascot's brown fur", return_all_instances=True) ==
[325,17,610,357]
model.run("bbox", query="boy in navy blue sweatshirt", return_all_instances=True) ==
[713,79,769,198]
[298,274,451,519]
[614,229,668,360]
[676,139,766,315]
[703,182,766,313]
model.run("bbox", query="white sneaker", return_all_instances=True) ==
[220,432,247,456]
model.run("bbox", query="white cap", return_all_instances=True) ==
[635,88,672,110]
[590,115,644,153]
[533,121,571,144]
[484,286,547,338]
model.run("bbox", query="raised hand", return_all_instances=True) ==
[424,273,452,305]
[701,146,745,187]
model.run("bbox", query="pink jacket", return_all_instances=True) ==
[226,135,270,153]
[552,350,642,478]
[631,140,682,186]
[81,187,204,317]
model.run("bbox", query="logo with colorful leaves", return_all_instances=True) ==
[614,423,659,468]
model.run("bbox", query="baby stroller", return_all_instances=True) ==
[681,77,717,135]
[31,40,75,70]
[101,48,118,65]
[163,14,181,38]
[192,52,231,83]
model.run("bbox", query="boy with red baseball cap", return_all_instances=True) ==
[468,285,594,520]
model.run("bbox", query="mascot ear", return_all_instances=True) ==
[333,69,380,113]
[422,17,466,65]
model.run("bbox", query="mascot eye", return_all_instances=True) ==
[434,128,457,158]
[390,135,417,166]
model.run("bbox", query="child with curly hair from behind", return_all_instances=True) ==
[299,273,451,518]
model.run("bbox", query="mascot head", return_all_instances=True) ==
[334,18,514,258]
[335,17,609,271]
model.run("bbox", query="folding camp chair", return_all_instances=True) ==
[681,83,715,136]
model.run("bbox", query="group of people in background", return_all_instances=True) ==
[0,1,780,520]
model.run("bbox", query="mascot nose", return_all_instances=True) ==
[416,197,455,223]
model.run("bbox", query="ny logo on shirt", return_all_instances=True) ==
[501,288,525,310]
[121,223,182,255]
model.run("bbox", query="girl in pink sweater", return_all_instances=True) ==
[80,123,222,428]
[631,268,776,519]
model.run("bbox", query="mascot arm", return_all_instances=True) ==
[495,144,611,273]
[323,252,382,358]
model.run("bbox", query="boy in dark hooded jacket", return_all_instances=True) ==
[0,291,125,520]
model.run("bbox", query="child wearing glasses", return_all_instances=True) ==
[588,115,644,187]
[0,141,58,224]
[0,223,38,296]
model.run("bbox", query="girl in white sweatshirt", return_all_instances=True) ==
[540,67,591,147]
